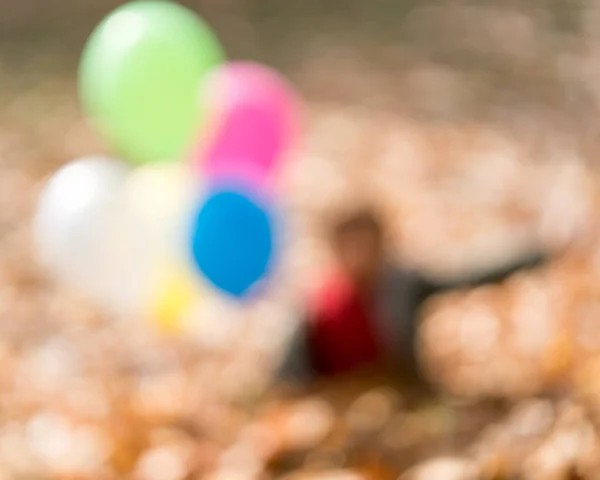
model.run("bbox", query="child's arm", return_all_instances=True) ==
[416,249,549,302]
[378,249,549,382]
[273,315,316,392]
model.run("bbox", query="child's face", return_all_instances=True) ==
[336,228,384,285]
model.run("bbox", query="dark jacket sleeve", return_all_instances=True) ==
[415,249,549,304]
[274,314,315,387]
[378,249,549,380]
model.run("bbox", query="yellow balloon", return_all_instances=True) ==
[150,266,201,335]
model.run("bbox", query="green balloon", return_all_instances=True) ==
[79,1,225,165]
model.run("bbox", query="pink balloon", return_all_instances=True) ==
[193,62,300,187]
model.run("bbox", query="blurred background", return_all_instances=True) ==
[4,0,600,479]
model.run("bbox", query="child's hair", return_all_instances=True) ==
[330,207,384,244]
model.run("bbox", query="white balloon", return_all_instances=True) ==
[33,156,131,309]
[34,158,203,318]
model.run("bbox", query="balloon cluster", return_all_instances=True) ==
[33,1,299,329]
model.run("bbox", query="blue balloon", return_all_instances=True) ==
[190,188,274,298]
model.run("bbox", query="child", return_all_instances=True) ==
[277,207,548,388]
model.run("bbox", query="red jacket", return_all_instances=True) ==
[306,271,382,376]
